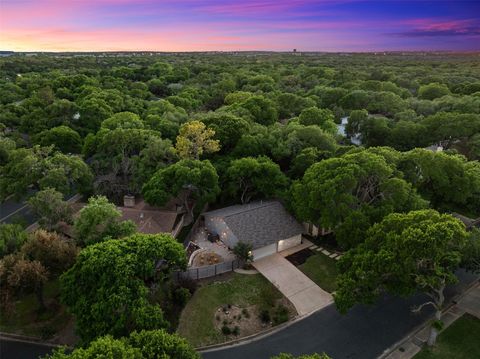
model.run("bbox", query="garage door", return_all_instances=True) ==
[277,235,302,252]
[252,243,277,260]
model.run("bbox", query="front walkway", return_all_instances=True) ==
[253,253,333,316]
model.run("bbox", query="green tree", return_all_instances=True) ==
[225,156,289,204]
[0,146,93,200]
[335,210,468,346]
[101,112,144,130]
[239,96,278,126]
[45,329,199,359]
[27,188,73,230]
[200,113,251,152]
[291,150,427,248]
[0,224,28,257]
[289,147,328,179]
[175,121,220,160]
[60,234,186,343]
[298,107,337,135]
[399,149,480,210]
[73,196,136,246]
[233,241,253,264]
[345,109,368,138]
[418,82,450,100]
[142,160,220,222]
[33,126,82,154]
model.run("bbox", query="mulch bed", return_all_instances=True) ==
[285,248,314,266]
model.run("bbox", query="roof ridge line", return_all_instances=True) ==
[222,201,277,219]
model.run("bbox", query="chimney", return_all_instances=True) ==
[123,195,135,208]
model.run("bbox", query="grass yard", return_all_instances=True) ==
[177,273,292,347]
[298,253,339,293]
[0,279,73,342]
[414,314,480,359]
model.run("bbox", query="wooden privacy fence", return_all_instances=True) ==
[173,259,242,281]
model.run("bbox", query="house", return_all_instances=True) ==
[202,201,304,260]
[120,205,178,234]
[59,196,180,238]
[451,212,480,231]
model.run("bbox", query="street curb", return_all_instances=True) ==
[0,332,60,348]
[377,279,480,359]
[198,303,333,352]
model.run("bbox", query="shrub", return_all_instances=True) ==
[273,305,289,325]
[178,277,197,294]
[242,308,250,318]
[173,287,191,306]
[259,309,271,323]
[221,325,231,335]
[232,326,240,336]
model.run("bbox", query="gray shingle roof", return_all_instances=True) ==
[203,201,304,249]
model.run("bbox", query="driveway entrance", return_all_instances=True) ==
[253,253,333,316]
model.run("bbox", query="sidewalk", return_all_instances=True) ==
[380,281,480,359]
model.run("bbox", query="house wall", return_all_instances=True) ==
[277,234,302,252]
[204,215,238,249]
[252,243,277,260]
[303,222,332,237]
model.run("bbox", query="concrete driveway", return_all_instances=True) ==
[253,253,333,316]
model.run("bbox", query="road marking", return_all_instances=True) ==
[0,203,28,222]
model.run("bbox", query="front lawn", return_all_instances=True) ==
[298,253,339,293]
[177,273,294,347]
[414,314,480,359]
[0,279,74,342]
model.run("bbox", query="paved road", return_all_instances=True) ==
[0,190,37,225]
[0,338,55,359]
[0,191,78,227]
[202,270,478,359]
[0,271,477,359]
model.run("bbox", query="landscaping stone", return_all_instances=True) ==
[321,249,330,256]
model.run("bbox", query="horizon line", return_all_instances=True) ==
[2,50,480,54]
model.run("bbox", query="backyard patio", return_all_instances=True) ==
[188,227,236,268]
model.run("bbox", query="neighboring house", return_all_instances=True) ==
[424,144,444,152]
[303,223,333,237]
[451,212,480,231]
[202,201,304,260]
[59,196,180,238]
[120,199,178,235]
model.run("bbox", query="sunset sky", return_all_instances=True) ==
[1,0,479,52]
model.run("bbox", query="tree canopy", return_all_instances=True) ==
[60,233,186,343]
[334,210,470,345]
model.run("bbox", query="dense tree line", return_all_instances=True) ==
[1,52,479,352]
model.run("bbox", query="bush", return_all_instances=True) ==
[273,305,289,325]
[173,287,191,306]
[259,309,271,323]
[232,326,240,336]
[178,277,197,294]
[221,325,231,335]
[242,308,250,318]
